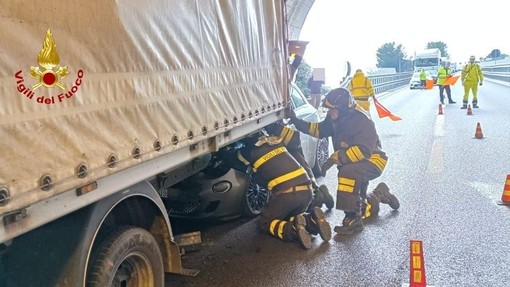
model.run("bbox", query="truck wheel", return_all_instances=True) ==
[87,226,164,287]
[312,138,329,177]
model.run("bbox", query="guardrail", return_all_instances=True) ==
[340,72,413,94]
[480,58,510,84]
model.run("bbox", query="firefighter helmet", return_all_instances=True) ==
[322,87,355,110]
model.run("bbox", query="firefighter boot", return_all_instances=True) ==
[361,193,380,220]
[318,184,335,210]
[334,213,364,235]
[372,182,400,210]
[293,214,312,249]
[310,184,334,210]
[305,207,332,241]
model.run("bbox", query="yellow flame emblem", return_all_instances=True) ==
[29,29,69,90]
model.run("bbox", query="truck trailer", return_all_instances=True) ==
[0,1,290,286]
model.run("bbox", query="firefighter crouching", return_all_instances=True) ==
[264,121,335,212]
[234,133,332,249]
[286,87,400,235]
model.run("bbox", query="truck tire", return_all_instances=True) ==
[87,226,164,287]
[312,138,329,177]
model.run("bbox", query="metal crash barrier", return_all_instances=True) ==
[340,72,413,95]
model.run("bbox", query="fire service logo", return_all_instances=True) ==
[14,29,84,104]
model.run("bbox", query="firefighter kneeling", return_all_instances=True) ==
[287,87,400,235]
[234,133,332,249]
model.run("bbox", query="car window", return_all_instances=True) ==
[290,85,307,109]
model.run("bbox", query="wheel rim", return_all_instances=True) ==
[111,251,154,287]
[246,180,269,215]
[316,138,329,167]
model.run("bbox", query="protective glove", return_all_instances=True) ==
[320,158,338,177]
[479,82,483,86]
[285,106,297,121]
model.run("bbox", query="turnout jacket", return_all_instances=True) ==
[237,138,311,194]
[292,109,387,171]
[264,123,314,177]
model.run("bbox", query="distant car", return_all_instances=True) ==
[164,83,329,221]
[409,71,433,89]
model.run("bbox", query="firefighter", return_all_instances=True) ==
[264,121,335,211]
[286,87,399,235]
[348,69,375,112]
[235,133,332,249]
[461,55,483,109]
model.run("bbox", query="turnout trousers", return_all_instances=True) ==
[335,160,383,214]
[257,189,312,241]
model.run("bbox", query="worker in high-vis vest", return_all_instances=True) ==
[233,133,332,249]
[461,55,483,109]
[348,69,375,112]
[436,61,456,104]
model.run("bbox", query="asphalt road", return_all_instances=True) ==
[166,80,510,287]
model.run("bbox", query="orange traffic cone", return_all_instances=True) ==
[438,104,443,115]
[467,104,473,115]
[409,240,427,287]
[497,174,510,205]
[473,122,484,139]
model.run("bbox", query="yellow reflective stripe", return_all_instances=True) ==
[269,219,281,236]
[368,154,387,171]
[309,123,320,137]
[338,177,355,193]
[280,126,294,146]
[267,167,306,190]
[252,147,287,172]
[237,151,250,166]
[346,146,364,162]
[278,221,286,239]
[362,203,372,219]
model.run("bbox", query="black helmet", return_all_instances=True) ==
[322,87,355,110]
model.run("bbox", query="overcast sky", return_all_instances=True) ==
[299,0,509,86]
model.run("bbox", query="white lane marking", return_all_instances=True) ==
[427,116,445,174]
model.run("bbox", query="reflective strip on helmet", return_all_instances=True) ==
[346,146,364,162]
[252,147,287,172]
[267,167,306,190]
[323,98,335,108]
[309,123,320,138]
[279,126,294,146]
[368,153,387,171]
[338,177,355,193]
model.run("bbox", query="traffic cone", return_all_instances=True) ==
[409,240,427,287]
[467,104,473,115]
[497,174,510,205]
[437,104,443,115]
[473,122,485,139]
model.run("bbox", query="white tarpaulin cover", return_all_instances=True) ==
[0,0,287,213]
